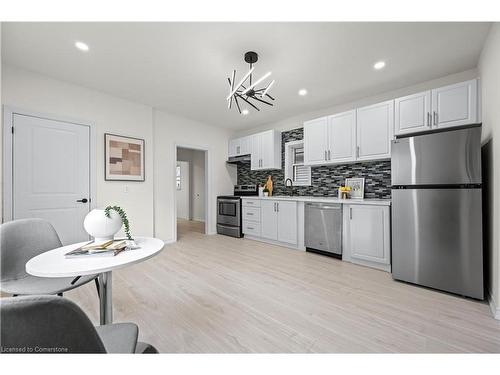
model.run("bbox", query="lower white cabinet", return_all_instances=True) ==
[258,200,298,245]
[343,204,391,272]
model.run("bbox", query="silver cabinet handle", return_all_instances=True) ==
[324,150,327,161]
[356,146,360,158]
[328,150,331,160]
[433,111,437,126]
[350,207,352,220]
[236,146,240,154]
[427,112,431,127]
[277,202,279,212]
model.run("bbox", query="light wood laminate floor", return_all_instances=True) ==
[64,219,500,353]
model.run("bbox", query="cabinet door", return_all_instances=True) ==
[260,130,275,169]
[348,205,390,265]
[328,110,356,162]
[260,200,278,240]
[228,138,240,157]
[394,91,431,135]
[250,134,261,170]
[277,201,297,244]
[240,136,251,155]
[431,79,477,129]
[356,100,393,161]
[304,117,328,165]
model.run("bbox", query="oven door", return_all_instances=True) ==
[217,198,241,226]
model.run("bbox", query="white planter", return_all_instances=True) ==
[84,209,123,242]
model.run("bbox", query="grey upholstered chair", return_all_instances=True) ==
[0,218,98,296]
[1,295,158,353]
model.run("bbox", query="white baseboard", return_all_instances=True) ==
[488,292,500,320]
[162,238,176,245]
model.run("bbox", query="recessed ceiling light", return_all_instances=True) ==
[242,109,249,116]
[373,61,386,70]
[75,41,89,52]
[298,89,308,96]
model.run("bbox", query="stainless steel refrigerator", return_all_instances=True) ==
[391,125,483,299]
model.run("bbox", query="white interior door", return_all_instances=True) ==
[176,161,190,220]
[12,114,91,245]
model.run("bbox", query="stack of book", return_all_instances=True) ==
[65,240,128,258]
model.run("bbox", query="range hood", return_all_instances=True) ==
[226,154,251,164]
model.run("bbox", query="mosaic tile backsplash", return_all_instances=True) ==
[236,127,392,199]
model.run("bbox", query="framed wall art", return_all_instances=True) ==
[105,133,145,181]
[345,177,365,199]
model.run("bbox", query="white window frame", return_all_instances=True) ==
[284,140,311,186]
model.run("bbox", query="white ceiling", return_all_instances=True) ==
[1,22,491,130]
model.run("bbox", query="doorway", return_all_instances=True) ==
[176,146,207,239]
[3,108,94,245]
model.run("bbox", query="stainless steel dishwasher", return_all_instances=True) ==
[305,202,342,257]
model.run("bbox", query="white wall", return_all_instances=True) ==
[478,23,500,319]
[153,109,236,242]
[177,147,206,222]
[233,69,479,137]
[1,64,154,237]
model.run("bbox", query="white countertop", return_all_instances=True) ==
[241,195,391,206]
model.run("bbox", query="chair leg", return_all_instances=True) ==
[57,293,63,297]
[94,278,100,298]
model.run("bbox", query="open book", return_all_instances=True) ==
[65,240,128,258]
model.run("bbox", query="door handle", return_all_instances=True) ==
[77,198,89,203]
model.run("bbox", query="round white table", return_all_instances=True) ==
[26,237,164,325]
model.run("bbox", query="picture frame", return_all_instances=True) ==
[345,177,365,199]
[105,133,145,181]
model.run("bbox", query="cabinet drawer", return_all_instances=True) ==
[243,206,261,222]
[242,199,261,207]
[243,221,261,236]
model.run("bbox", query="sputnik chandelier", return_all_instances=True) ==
[226,51,275,114]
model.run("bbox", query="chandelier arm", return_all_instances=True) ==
[251,96,274,106]
[236,94,260,111]
[226,67,254,100]
[234,95,242,114]
[227,78,234,109]
[265,93,275,101]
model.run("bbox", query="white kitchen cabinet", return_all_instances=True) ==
[276,201,298,244]
[228,138,240,157]
[356,100,393,161]
[250,130,281,170]
[257,200,297,245]
[343,204,391,272]
[304,117,329,165]
[394,79,478,136]
[328,110,356,162]
[395,91,432,135]
[228,135,251,157]
[260,200,278,240]
[431,79,477,129]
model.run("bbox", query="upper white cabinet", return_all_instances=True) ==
[250,130,281,170]
[304,110,356,165]
[303,117,329,165]
[328,110,357,162]
[228,135,251,157]
[395,91,431,135]
[432,79,478,129]
[395,79,478,136]
[356,100,393,161]
[343,204,391,272]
